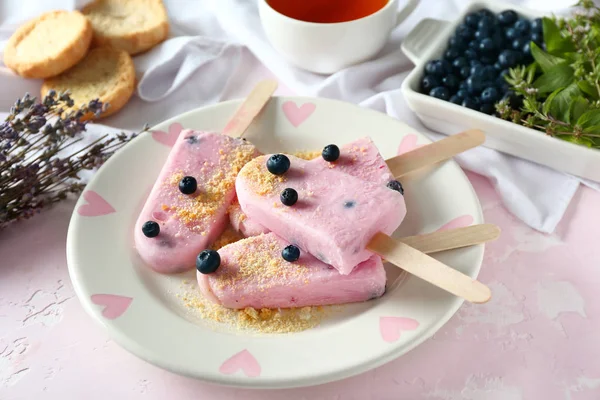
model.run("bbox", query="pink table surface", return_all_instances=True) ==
[1,172,599,399]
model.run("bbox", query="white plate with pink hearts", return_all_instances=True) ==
[66,96,484,389]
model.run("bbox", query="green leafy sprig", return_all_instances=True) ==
[496,0,600,149]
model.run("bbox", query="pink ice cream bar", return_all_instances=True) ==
[229,137,397,238]
[326,137,394,185]
[197,233,386,309]
[134,130,259,273]
[228,198,269,237]
[235,155,406,275]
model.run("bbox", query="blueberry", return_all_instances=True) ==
[280,188,298,206]
[477,15,497,31]
[497,69,510,85]
[452,57,469,70]
[503,91,523,109]
[514,18,530,34]
[428,59,452,76]
[462,97,480,110]
[387,180,404,194]
[498,49,519,68]
[465,48,478,60]
[460,66,471,79]
[470,64,484,76]
[421,75,441,93]
[492,31,506,48]
[459,81,469,91]
[196,250,220,274]
[465,12,480,28]
[179,176,197,195]
[470,59,482,67]
[449,95,462,105]
[480,54,496,65]
[494,61,503,70]
[475,27,492,40]
[481,87,500,104]
[448,35,467,50]
[498,10,518,25]
[505,27,519,40]
[531,18,543,33]
[456,24,474,40]
[282,245,300,262]
[184,135,199,144]
[480,103,496,115]
[466,75,486,94]
[442,75,460,91]
[322,144,340,162]
[530,32,543,45]
[479,38,496,53]
[424,60,437,75]
[444,48,460,60]
[429,87,450,101]
[266,154,291,175]
[522,42,532,56]
[437,59,452,75]
[456,89,468,100]
[142,221,160,238]
[468,40,479,49]
[512,37,527,51]
[477,9,494,19]
[482,65,497,80]
[498,82,511,93]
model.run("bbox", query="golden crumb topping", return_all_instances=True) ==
[238,156,285,196]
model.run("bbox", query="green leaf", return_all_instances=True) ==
[533,63,574,93]
[569,97,590,124]
[577,81,599,99]
[530,42,566,73]
[542,17,576,55]
[557,135,594,148]
[543,88,562,115]
[578,109,600,132]
[549,83,581,121]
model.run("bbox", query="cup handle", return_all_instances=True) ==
[401,18,451,65]
[395,0,420,27]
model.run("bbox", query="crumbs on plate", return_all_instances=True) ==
[177,281,329,334]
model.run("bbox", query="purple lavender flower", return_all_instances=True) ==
[0,91,148,230]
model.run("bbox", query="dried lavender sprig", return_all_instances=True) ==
[0,92,146,230]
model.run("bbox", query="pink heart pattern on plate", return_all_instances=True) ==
[152,122,183,147]
[77,191,116,217]
[379,317,419,343]
[219,349,261,377]
[397,134,425,155]
[282,101,316,127]
[436,215,474,232]
[91,294,133,320]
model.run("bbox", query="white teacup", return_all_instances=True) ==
[259,0,420,74]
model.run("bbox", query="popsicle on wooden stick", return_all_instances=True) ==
[197,225,499,309]
[235,154,492,303]
[197,233,386,309]
[133,80,277,273]
[229,132,484,238]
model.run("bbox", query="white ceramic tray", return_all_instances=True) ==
[400,0,600,182]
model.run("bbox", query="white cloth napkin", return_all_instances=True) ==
[1,0,598,233]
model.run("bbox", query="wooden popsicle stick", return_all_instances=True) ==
[223,79,278,138]
[367,232,492,304]
[399,224,500,254]
[385,129,485,178]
